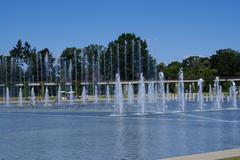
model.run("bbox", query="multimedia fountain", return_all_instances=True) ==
[0,52,240,160]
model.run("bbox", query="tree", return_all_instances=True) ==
[158,62,166,72]
[9,39,38,85]
[37,48,55,82]
[182,56,216,91]
[10,39,24,59]
[210,48,240,77]
[164,61,182,79]
[106,33,156,81]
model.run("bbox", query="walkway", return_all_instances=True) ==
[162,148,240,160]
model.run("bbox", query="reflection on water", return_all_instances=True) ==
[113,117,147,159]
[0,108,239,160]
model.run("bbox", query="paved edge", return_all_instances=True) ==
[161,148,240,160]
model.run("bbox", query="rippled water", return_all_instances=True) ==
[0,102,240,160]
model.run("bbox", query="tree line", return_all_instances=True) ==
[0,33,239,95]
[5,33,156,82]
[160,48,240,91]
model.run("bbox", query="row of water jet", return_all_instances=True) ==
[178,68,185,111]
[115,73,123,115]
[19,86,61,106]
[6,75,239,111]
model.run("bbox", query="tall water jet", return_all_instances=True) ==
[110,47,113,81]
[44,87,49,106]
[147,82,154,103]
[214,77,221,109]
[106,85,110,103]
[159,72,166,112]
[175,83,178,101]
[68,60,73,83]
[36,53,39,82]
[10,58,13,97]
[115,73,123,115]
[209,84,213,102]
[103,51,106,81]
[81,51,84,82]
[205,94,209,102]
[124,41,127,80]
[18,87,23,106]
[97,46,100,82]
[189,84,192,101]
[63,61,67,83]
[178,68,185,111]
[131,40,135,80]
[44,52,49,81]
[147,83,151,102]
[69,86,74,104]
[6,87,9,106]
[138,41,142,75]
[54,57,61,105]
[84,52,89,83]
[74,50,78,96]
[94,85,98,103]
[197,78,204,110]
[229,86,232,100]
[31,87,36,105]
[220,85,224,102]
[154,84,158,101]
[166,83,170,101]
[239,86,240,98]
[57,86,61,105]
[82,86,87,104]
[192,83,196,101]
[231,80,237,108]
[128,83,134,104]
[138,73,145,113]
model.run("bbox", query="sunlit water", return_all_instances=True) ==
[0,101,240,160]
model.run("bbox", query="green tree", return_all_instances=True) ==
[182,56,216,91]
[158,62,166,72]
[164,61,182,79]
[9,39,24,59]
[106,33,156,81]
[210,48,240,77]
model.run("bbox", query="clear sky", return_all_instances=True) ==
[0,0,239,64]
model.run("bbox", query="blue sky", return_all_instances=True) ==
[0,0,239,63]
